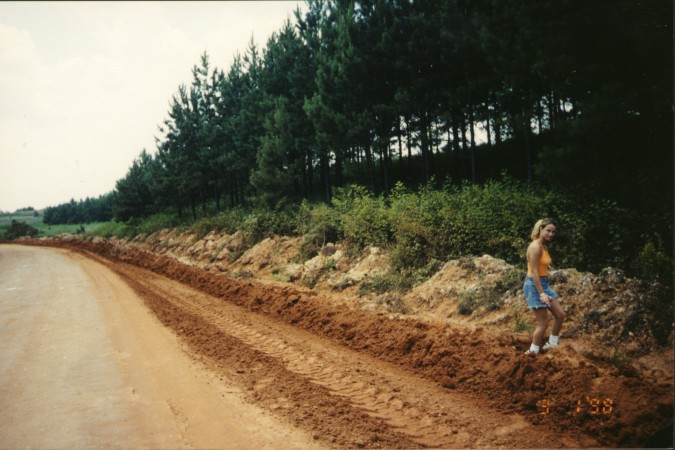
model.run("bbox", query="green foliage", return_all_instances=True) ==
[88,1,667,270]
[300,257,339,289]
[494,268,527,295]
[95,221,130,238]
[458,286,503,316]
[459,269,526,315]
[95,214,182,239]
[135,213,183,236]
[632,237,672,285]
[92,175,652,287]
[3,220,39,240]
[457,291,479,316]
[608,348,631,370]
[295,200,341,260]
[512,310,534,333]
[241,207,298,246]
[359,272,405,295]
[359,261,440,295]
[43,193,114,225]
[385,177,637,274]
[113,150,157,221]
[332,186,392,250]
[192,208,249,237]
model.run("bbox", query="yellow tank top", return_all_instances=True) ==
[527,246,551,276]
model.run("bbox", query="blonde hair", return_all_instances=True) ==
[531,218,557,240]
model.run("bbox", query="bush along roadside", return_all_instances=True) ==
[2,220,39,240]
[91,177,671,291]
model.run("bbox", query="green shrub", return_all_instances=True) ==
[94,221,128,238]
[385,175,636,276]
[494,268,526,295]
[136,213,182,236]
[608,348,631,370]
[632,237,672,284]
[457,285,504,315]
[359,260,440,295]
[332,185,392,250]
[458,291,478,315]
[241,207,298,245]
[3,220,39,240]
[295,201,341,261]
[89,175,650,282]
[94,214,182,239]
[512,310,534,333]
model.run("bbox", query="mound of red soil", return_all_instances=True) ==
[30,238,673,447]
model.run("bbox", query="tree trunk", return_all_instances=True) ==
[420,114,431,183]
[334,148,343,188]
[485,101,492,147]
[469,107,477,183]
[319,149,330,203]
[381,137,391,197]
[406,119,412,173]
[493,103,502,146]
[523,114,534,182]
[305,147,314,198]
[451,108,461,154]
[364,141,375,191]
[460,112,468,153]
[397,117,404,171]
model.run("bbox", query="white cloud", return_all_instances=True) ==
[0,1,304,212]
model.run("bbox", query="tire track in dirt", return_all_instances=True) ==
[136,273,460,447]
[109,260,421,448]
[111,260,565,449]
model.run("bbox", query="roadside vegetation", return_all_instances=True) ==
[91,177,671,287]
[17,1,670,292]
[0,209,108,240]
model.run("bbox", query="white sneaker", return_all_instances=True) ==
[542,342,558,351]
[524,349,539,356]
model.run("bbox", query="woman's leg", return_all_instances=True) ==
[548,300,565,337]
[532,308,549,346]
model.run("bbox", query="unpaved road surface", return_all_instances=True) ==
[0,245,320,449]
[2,241,672,448]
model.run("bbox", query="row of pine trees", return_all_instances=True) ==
[106,0,669,225]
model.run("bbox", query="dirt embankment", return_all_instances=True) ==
[26,232,674,447]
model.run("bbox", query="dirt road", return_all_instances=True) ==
[0,245,320,449]
[2,241,672,448]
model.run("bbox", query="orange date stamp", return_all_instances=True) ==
[537,396,614,416]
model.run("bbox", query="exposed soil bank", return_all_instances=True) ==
[24,236,674,447]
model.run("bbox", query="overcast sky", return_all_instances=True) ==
[0,1,306,212]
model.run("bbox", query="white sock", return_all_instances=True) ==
[548,335,559,346]
[529,343,540,353]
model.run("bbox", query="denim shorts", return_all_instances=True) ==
[523,276,559,309]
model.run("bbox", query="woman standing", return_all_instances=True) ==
[523,218,566,355]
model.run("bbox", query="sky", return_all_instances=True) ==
[0,1,306,213]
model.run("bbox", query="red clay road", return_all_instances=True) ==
[0,244,320,449]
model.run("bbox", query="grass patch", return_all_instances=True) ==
[608,348,631,370]
[39,222,109,236]
[512,310,534,333]
[0,210,110,239]
[359,260,440,295]
[458,284,504,316]
[271,273,291,283]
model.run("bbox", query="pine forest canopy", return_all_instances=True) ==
[60,1,670,248]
